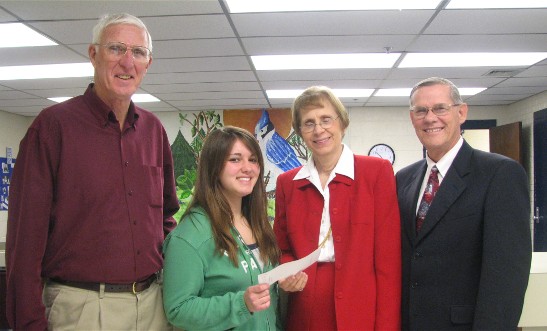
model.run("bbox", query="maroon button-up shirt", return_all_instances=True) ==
[5,84,179,330]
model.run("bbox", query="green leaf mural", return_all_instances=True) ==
[172,110,224,221]
[171,130,197,180]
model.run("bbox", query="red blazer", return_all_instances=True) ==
[274,155,401,331]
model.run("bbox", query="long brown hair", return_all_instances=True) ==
[182,126,280,267]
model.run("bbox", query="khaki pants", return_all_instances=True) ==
[43,280,173,331]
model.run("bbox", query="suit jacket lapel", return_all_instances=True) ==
[400,161,427,244]
[416,142,473,243]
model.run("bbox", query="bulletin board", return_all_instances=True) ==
[1,148,15,210]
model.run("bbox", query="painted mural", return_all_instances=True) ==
[170,108,308,222]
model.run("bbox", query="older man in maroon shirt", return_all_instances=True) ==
[5,13,179,330]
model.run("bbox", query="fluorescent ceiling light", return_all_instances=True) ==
[375,88,413,97]
[458,88,487,95]
[49,94,160,103]
[446,0,547,9]
[48,97,72,103]
[252,53,401,70]
[267,89,374,99]
[398,53,547,68]
[375,87,486,97]
[132,94,160,103]
[0,63,93,80]
[0,23,57,48]
[226,0,442,13]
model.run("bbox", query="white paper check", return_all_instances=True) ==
[258,246,321,285]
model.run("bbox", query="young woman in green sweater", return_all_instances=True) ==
[163,126,301,330]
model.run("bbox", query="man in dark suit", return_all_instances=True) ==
[396,77,532,330]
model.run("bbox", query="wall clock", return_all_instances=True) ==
[368,143,395,165]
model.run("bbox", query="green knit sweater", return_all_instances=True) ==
[163,207,281,331]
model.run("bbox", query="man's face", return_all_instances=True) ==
[410,84,468,162]
[88,24,151,104]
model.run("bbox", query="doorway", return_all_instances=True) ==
[461,119,496,152]
[533,108,547,251]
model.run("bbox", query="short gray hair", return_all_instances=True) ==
[92,13,152,52]
[409,77,463,106]
[291,86,349,137]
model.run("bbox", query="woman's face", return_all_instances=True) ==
[219,139,260,203]
[299,100,344,160]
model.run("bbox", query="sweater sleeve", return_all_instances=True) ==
[273,174,296,264]
[162,233,252,330]
[6,120,58,331]
[161,127,179,237]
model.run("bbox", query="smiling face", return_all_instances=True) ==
[219,139,260,205]
[88,23,151,107]
[299,99,345,161]
[410,84,468,162]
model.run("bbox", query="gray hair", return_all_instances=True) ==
[409,77,463,106]
[92,13,152,52]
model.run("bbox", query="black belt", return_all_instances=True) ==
[50,273,158,294]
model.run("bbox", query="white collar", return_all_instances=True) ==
[426,136,464,178]
[294,144,354,181]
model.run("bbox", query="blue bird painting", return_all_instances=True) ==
[255,109,301,190]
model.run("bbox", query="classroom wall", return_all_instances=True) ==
[341,104,503,173]
[506,89,547,192]
[1,91,545,245]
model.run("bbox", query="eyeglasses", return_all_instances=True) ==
[95,42,151,62]
[410,104,461,119]
[300,116,339,133]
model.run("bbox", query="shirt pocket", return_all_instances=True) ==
[145,165,163,208]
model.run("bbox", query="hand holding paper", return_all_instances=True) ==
[258,246,321,285]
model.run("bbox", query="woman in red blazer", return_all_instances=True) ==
[274,86,401,330]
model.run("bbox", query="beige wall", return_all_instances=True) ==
[345,104,503,173]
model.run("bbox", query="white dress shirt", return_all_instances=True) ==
[293,144,355,262]
[416,136,464,215]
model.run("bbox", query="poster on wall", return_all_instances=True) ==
[1,147,15,210]
[224,108,307,193]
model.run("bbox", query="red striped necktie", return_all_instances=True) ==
[416,166,439,232]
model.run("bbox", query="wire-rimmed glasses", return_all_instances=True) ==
[95,41,151,63]
[410,104,461,119]
[300,116,339,133]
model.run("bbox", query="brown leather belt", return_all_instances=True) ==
[50,273,157,294]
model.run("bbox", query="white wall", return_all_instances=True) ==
[155,111,185,145]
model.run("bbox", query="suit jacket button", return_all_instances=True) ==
[411,282,419,288]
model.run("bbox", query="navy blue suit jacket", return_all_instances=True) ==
[396,140,531,331]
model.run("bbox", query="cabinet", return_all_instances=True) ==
[0,268,8,329]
